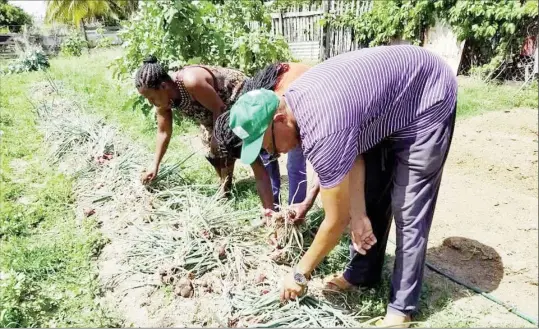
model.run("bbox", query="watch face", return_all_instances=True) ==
[294,272,307,286]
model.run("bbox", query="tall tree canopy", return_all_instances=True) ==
[45,0,137,26]
[0,0,33,32]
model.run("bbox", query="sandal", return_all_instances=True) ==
[374,315,412,328]
[323,274,354,292]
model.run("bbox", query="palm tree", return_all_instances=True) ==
[107,0,139,20]
[45,0,138,37]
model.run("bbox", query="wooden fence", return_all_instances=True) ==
[0,34,19,59]
[270,0,372,62]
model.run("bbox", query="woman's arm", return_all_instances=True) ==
[303,174,320,210]
[251,158,274,210]
[142,107,173,184]
[182,69,226,123]
[289,174,320,222]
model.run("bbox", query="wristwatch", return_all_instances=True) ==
[293,268,309,287]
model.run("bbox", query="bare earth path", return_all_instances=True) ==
[419,108,538,327]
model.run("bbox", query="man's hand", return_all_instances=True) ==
[280,272,306,302]
[350,216,376,255]
[141,168,158,185]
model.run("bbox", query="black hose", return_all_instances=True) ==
[424,261,538,326]
[387,239,538,326]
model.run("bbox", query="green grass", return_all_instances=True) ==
[457,77,538,117]
[0,71,119,327]
[2,48,536,327]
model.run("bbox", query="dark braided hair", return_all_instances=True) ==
[212,62,287,159]
[134,55,172,89]
[213,110,242,159]
[240,62,284,95]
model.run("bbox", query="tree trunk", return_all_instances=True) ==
[80,19,90,53]
[320,0,330,61]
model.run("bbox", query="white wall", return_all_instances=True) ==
[423,19,465,76]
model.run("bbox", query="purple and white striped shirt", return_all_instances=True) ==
[284,45,457,189]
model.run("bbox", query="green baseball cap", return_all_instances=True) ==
[229,89,280,164]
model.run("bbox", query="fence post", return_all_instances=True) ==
[319,1,330,61]
[534,34,538,75]
[279,9,284,36]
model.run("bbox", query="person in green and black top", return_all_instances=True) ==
[134,55,246,194]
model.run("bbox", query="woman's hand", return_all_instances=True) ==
[261,208,275,225]
[141,167,158,185]
[149,107,172,185]
[288,176,320,224]
[287,202,311,224]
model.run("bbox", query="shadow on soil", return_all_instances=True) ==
[319,236,503,326]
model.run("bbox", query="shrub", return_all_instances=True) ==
[95,27,114,48]
[5,48,49,74]
[113,1,292,78]
[324,0,539,78]
[60,32,87,57]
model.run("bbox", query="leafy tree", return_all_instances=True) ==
[46,0,109,26]
[45,0,137,28]
[0,0,32,33]
[114,0,291,77]
[324,0,538,77]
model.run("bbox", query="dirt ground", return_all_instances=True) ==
[419,108,538,326]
